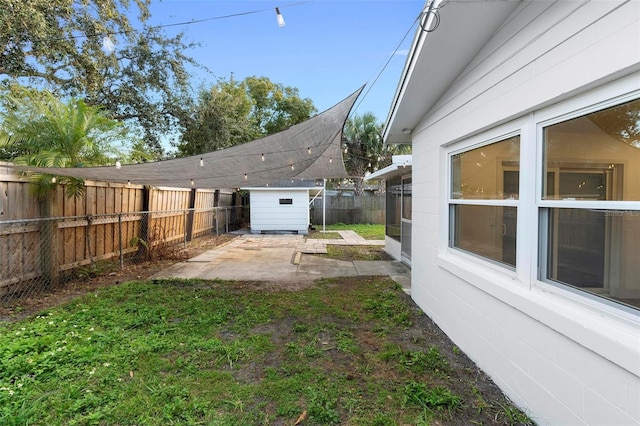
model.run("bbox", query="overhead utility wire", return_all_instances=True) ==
[52,1,312,41]
[351,10,423,115]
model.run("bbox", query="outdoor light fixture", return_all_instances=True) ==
[115,160,121,169]
[200,158,204,167]
[275,7,285,28]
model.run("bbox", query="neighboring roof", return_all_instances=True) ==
[11,87,363,190]
[364,155,412,181]
[383,0,521,144]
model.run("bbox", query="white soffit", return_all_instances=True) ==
[384,0,522,144]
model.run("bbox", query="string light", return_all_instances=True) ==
[290,164,295,171]
[200,158,204,167]
[115,160,121,169]
[127,180,131,186]
[344,147,348,154]
[307,147,311,155]
[190,179,195,186]
[244,173,248,180]
[261,153,265,162]
[329,157,333,163]
[275,7,286,27]
[51,176,56,183]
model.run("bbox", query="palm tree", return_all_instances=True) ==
[0,87,128,199]
[342,112,385,195]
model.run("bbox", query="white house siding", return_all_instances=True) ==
[409,1,640,425]
[249,190,310,234]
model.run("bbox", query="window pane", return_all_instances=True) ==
[451,205,517,267]
[545,208,640,310]
[543,98,640,201]
[402,178,412,220]
[452,136,520,200]
[386,177,401,242]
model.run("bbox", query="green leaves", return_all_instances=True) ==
[0,0,198,155]
[0,86,133,198]
[176,76,317,157]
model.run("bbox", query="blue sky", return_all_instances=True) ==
[144,0,424,123]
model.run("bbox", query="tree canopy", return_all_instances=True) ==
[0,0,198,156]
[0,87,135,198]
[176,76,317,157]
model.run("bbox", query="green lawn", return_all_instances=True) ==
[0,277,531,425]
[310,223,385,240]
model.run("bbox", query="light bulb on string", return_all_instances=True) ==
[244,173,248,180]
[200,158,204,167]
[115,160,121,169]
[329,157,333,163]
[290,164,295,171]
[307,147,311,155]
[127,180,131,187]
[344,147,348,154]
[275,7,285,27]
[51,176,56,183]
[190,179,195,186]
[261,153,265,162]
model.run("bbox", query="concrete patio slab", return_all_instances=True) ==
[151,233,411,294]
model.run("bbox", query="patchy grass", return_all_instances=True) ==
[323,245,392,261]
[0,277,533,425]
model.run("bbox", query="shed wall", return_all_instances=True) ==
[249,190,310,234]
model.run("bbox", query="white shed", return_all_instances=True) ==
[242,181,322,235]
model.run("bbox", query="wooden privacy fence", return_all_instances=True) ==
[310,195,385,225]
[0,166,243,298]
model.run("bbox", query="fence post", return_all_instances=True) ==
[39,191,60,289]
[118,213,123,270]
[183,210,187,249]
[186,188,196,242]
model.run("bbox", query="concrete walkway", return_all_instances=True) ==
[152,231,411,294]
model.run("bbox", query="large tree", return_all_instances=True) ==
[0,87,133,199]
[0,0,198,156]
[176,76,317,156]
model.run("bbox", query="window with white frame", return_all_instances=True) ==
[449,136,520,267]
[539,98,640,311]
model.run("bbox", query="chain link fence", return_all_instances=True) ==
[0,206,247,304]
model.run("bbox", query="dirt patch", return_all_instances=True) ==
[0,233,237,322]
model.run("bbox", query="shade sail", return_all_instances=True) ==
[13,87,363,190]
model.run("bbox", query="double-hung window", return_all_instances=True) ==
[449,135,520,268]
[538,98,640,311]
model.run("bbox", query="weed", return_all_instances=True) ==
[364,289,412,327]
[498,402,534,425]
[306,387,340,424]
[403,381,463,412]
